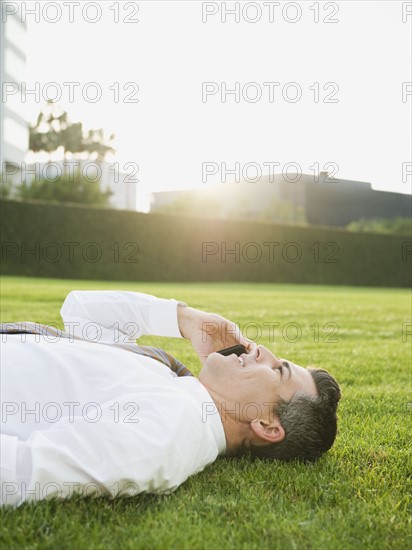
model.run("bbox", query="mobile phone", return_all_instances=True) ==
[217,344,247,357]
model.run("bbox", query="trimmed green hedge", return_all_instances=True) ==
[1,200,410,286]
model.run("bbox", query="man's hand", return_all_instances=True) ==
[177,305,252,365]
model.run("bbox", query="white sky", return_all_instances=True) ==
[20,0,412,210]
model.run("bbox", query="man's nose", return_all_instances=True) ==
[256,345,282,365]
[256,344,277,361]
[256,345,264,359]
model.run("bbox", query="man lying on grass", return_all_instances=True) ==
[1,291,341,507]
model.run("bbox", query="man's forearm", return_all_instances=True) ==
[177,304,198,340]
[176,303,251,365]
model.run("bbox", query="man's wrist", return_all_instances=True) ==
[177,301,189,338]
[177,302,194,339]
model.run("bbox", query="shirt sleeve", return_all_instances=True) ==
[60,290,184,344]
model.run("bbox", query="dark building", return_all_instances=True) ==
[303,174,411,226]
[151,173,411,227]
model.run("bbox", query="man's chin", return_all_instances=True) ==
[198,353,220,381]
[198,356,210,380]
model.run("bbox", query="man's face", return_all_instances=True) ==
[198,345,318,421]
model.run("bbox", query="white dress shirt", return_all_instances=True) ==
[0,291,226,507]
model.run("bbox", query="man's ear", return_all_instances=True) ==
[250,417,285,444]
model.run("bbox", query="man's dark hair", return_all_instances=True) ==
[250,368,341,463]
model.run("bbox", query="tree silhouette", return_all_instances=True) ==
[29,101,115,164]
[25,102,116,205]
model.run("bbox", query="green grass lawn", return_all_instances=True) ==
[0,276,411,550]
